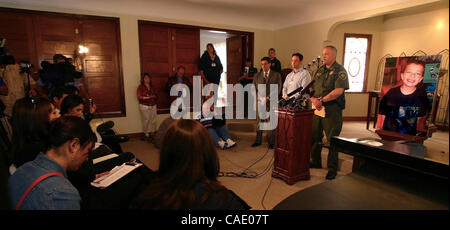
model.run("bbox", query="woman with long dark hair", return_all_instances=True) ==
[130,119,249,210]
[199,43,223,85]
[10,97,60,169]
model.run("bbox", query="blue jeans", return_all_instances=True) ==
[207,125,231,143]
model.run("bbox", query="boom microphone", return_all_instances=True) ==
[287,86,303,97]
[299,80,315,96]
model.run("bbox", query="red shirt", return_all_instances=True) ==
[137,84,157,106]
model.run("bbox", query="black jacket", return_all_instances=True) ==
[199,52,223,84]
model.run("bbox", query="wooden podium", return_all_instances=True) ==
[272,108,314,185]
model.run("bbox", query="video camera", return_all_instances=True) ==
[38,54,83,90]
[0,38,15,65]
[19,61,33,74]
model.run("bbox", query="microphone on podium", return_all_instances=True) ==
[287,86,303,98]
[299,80,315,97]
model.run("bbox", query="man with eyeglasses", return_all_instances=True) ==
[377,58,431,136]
[251,57,282,149]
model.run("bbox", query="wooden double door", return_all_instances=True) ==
[0,8,125,117]
[138,21,254,114]
[139,21,200,114]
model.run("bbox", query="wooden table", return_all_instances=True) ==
[273,137,448,210]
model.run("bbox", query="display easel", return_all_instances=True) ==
[373,49,449,143]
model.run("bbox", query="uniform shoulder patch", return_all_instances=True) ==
[338,70,348,80]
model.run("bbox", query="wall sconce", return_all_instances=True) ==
[78,44,89,54]
[74,44,88,72]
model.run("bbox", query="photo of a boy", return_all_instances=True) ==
[377,58,432,135]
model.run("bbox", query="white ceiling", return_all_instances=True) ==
[0,0,441,30]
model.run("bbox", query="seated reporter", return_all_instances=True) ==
[130,119,249,210]
[60,94,125,154]
[10,97,60,171]
[8,116,95,210]
[60,94,95,123]
[198,102,236,150]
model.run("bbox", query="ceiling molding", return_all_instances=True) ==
[0,0,445,31]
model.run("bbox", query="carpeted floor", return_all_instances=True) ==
[121,121,449,210]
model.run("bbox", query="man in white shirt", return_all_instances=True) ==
[282,53,311,100]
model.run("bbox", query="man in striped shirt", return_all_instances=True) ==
[282,53,311,100]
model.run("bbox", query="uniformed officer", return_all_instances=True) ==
[309,45,349,180]
[268,48,282,73]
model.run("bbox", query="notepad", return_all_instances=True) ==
[92,153,119,165]
[90,163,142,189]
[312,104,326,117]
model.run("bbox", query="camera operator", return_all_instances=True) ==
[36,54,89,101]
[0,56,36,117]
[0,76,7,96]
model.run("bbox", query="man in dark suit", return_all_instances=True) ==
[252,57,282,149]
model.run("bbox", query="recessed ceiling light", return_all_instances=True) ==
[209,30,227,34]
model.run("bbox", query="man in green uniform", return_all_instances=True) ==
[309,45,349,180]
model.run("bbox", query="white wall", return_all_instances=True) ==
[321,2,449,117]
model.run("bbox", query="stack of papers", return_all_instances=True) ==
[91,163,142,189]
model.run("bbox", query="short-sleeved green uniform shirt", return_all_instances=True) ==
[310,61,349,172]
[312,62,349,113]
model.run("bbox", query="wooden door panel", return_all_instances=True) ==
[139,23,172,113]
[0,8,125,117]
[0,11,36,66]
[87,77,121,110]
[85,60,114,75]
[142,62,170,75]
[227,35,243,85]
[85,43,115,56]
[36,15,78,37]
[142,46,170,62]
[34,14,79,64]
[174,27,199,71]
[81,18,124,117]
[82,19,116,41]
[41,41,78,57]
[139,22,200,114]
[174,27,199,102]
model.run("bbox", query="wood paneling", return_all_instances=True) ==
[81,18,124,116]
[139,21,200,114]
[0,11,37,67]
[0,7,125,117]
[227,35,243,84]
[33,14,79,63]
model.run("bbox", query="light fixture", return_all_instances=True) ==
[209,30,227,34]
[78,45,89,54]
